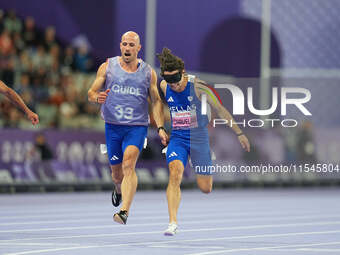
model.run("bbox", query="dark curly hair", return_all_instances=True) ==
[157,47,184,75]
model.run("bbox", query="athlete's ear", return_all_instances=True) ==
[137,44,141,52]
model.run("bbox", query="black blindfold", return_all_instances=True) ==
[162,72,182,84]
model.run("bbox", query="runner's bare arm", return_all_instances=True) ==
[195,79,250,151]
[194,79,243,133]
[0,80,39,125]
[150,70,168,145]
[150,69,165,128]
[88,62,108,103]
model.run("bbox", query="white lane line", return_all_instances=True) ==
[0,211,273,224]
[0,207,170,218]
[0,243,80,246]
[1,212,340,227]
[0,212,110,221]
[1,220,340,242]
[3,232,340,255]
[0,212,218,221]
[0,205,260,217]
[298,248,340,252]
[185,241,340,255]
[0,209,284,220]
[1,208,337,222]
[260,248,340,253]
[4,219,340,234]
[149,245,225,249]
[0,211,340,233]
[0,219,110,226]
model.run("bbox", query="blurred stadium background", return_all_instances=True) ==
[0,0,339,192]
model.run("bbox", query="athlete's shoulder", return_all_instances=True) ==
[106,56,118,63]
[191,76,212,98]
[193,76,208,87]
[97,61,109,76]
[150,66,157,76]
[107,56,121,67]
[101,56,118,69]
[187,74,208,89]
[159,79,167,93]
[160,79,167,87]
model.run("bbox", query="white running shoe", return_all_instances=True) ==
[164,222,178,236]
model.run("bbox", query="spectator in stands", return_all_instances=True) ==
[59,85,80,129]
[0,10,4,34]
[6,108,21,128]
[12,32,25,53]
[0,29,13,56]
[4,9,22,34]
[49,44,61,64]
[17,49,32,74]
[61,46,76,71]
[0,9,99,130]
[74,45,92,72]
[16,72,32,93]
[1,55,15,85]
[22,16,39,47]
[32,45,51,71]
[43,26,57,51]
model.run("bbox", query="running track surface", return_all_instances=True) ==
[1,188,340,255]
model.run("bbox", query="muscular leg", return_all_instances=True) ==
[196,174,213,194]
[119,145,140,213]
[167,160,184,223]
[110,164,123,193]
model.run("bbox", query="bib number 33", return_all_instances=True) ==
[114,105,134,120]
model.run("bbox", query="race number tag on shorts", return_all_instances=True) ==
[172,110,198,129]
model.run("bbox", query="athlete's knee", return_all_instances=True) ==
[122,159,136,176]
[169,171,183,186]
[197,176,213,194]
[122,146,139,175]
[199,183,212,194]
[168,161,184,186]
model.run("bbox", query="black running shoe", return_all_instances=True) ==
[111,185,122,207]
[113,210,128,225]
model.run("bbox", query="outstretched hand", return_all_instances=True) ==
[27,110,39,125]
[97,89,110,104]
[238,135,250,152]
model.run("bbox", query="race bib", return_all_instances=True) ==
[172,110,198,129]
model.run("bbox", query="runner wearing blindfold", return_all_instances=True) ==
[157,47,250,235]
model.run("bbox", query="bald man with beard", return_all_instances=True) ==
[88,31,168,224]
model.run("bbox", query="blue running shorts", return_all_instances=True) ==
[105,123,147,165]
[166,128,212,175]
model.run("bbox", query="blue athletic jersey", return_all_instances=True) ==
[101,56,151,126]
[165,75,209,138]
[164,75,212,174]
